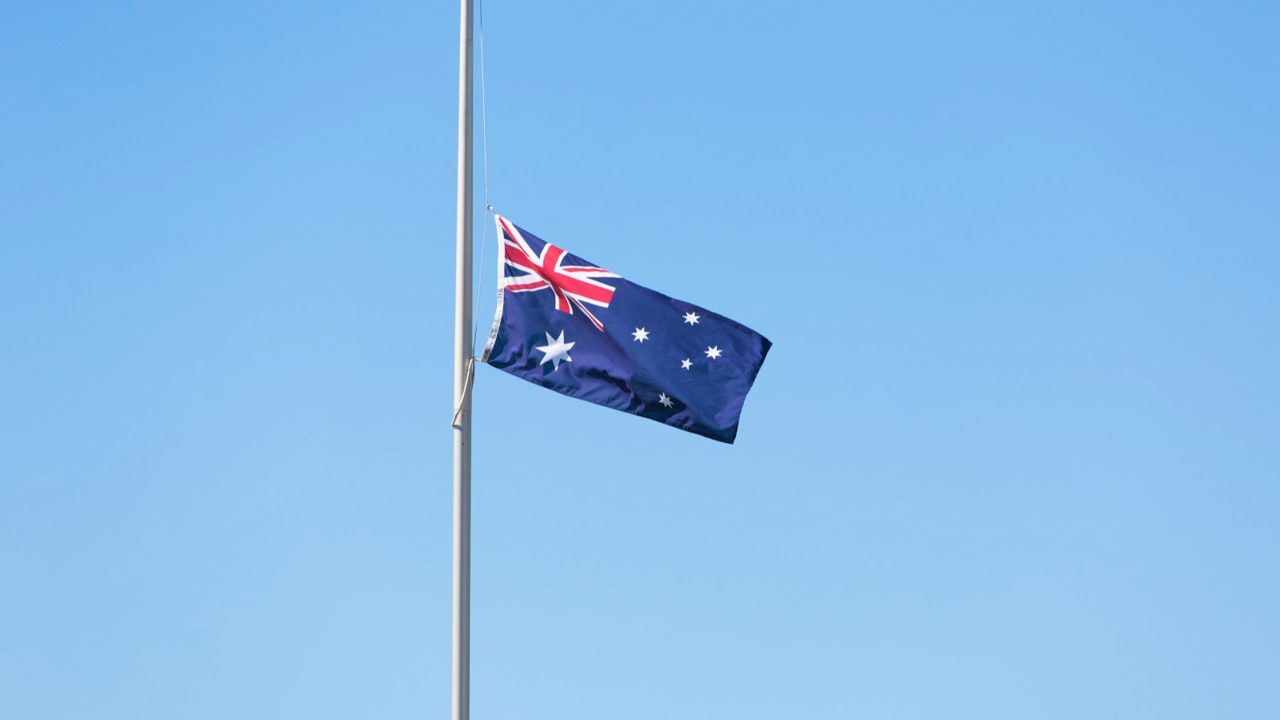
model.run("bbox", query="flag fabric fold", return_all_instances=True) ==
[480,215,770,443]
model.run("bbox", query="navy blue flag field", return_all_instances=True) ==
[480,216,771,443]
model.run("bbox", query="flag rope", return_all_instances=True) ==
[471,0,493,360]
[451,357,476,428]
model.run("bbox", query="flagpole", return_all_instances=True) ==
[452,0,474,719]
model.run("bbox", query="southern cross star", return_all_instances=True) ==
[683,311,701,325]
[658,392,674,408]
[632,327,650,342]
[705,345,722,359]
[535,330,574,371]
[680,358,692,370]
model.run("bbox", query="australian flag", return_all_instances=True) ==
[480,215,771,443]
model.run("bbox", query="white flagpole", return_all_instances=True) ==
[452,0,474,719]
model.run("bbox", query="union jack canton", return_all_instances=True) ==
[481,215,771,443]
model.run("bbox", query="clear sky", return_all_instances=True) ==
[3,1,1278,718]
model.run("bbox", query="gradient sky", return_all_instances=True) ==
[3,1,1278,718]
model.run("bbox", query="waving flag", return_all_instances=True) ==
[481,216,771,443]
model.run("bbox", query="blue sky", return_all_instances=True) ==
[2,1,1277,718]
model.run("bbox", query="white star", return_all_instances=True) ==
[705,345,722,359]
[658,392,674,408]
[632,327,650,343]
[680,358,692,370]
[683,311,701,325]
[534,330,574,371]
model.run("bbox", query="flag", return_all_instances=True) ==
[480,215,771,443]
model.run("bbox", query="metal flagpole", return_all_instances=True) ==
[452,0,474,719]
